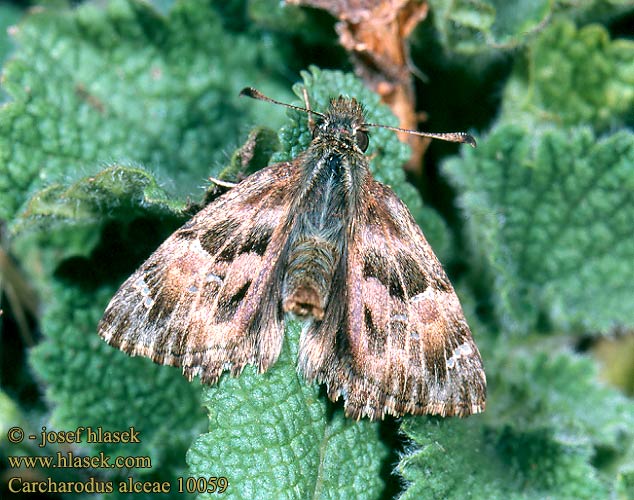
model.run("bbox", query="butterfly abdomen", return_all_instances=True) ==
[282,165,347,321]
[282,235,341,320]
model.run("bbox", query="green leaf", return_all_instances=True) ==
[8,164,188,286]
[428,0,551,53]
[399,346,634,499]
[502,19,634,130]
[0,0,288,221]
[15,165,184,231]
[444,124,634,333]
[188,322,388,500]
[427,0,634,54]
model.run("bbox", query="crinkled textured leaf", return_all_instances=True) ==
[0,0,287,220]
[29,283,206,468]
[444,124,634,333]
[399,347,634,499]
[14,165,184,232]
[273,66,452,261]
[10,128,280,282]
[9,164,188,284]
[502,19,634,130]
[400,419,607,500]
[490,346,634,451]
[427,0,634,54]
[188,321,388,500]
[428,0,551,53]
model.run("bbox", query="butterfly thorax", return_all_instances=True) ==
[311,97,368,152]
[281,98,370,321]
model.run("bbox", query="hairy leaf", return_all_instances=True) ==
[400,346,634,499]
[427,0,551,52]
[502,19,634,130]
[188,322,388,500]
[0,0,288,220]
[444,124,634,333]
[427,0,634,54]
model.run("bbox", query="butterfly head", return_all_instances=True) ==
[312,97,370,152]
[239,86,477,151]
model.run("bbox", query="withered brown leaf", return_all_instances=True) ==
[98,88,486,420]
[287,0,430,171]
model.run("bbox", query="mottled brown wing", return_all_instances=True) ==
[298,179,486,420]
[98,161,297,383]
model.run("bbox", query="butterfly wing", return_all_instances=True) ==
[298,179,486,420]
[98,161,297,383]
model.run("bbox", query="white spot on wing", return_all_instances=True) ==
[410,287,434,303]
[446,342,473,370]
[457,343,473,356]
[205,272,223,285]
[134,277,154,308]
[134,277,152,296]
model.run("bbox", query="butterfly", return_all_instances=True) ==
[98,87,486,420]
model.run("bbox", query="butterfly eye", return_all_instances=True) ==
[356,130,369,151]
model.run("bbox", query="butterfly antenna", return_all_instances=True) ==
[240,87,326,120]
[366,122,476,148]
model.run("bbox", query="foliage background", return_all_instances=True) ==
[1,1,634,499]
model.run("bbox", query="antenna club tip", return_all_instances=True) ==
[239,87,258,98]
[463,133,477,148]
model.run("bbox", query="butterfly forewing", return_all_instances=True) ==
[98,161,298,383]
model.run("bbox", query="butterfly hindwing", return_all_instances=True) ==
[98,161,297,383]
